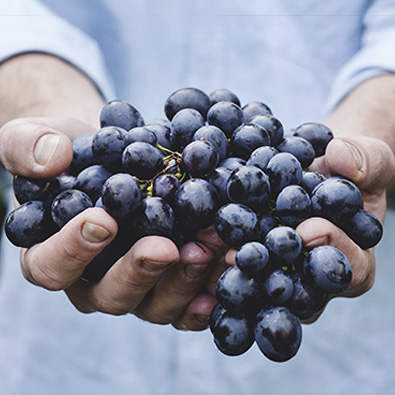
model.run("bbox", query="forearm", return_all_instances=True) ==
[0,53,105,128]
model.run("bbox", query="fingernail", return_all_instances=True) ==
[195,314,210,324]
[304,236,329,249]
[81,222,110,243]
[343,140,363,170]
[184,264,208,278]
[142,259,172,272]
[33,133,60,166]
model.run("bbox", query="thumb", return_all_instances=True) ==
[325,136,395,194]
[0,117,94,178]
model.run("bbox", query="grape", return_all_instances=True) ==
[101,173,142,218]
[124,126,158,146]
[207,101,245,138]
[219,157,246,172]
[209,88,241,107]
[276,136,315,169]
[294,122,333,157]
[235,241,269,279]
[170,108,205,151]
[303,245,352,294]
[256,213,278,240]
[263,269,294,305]
[5,200,55,248]
[51,189,93,228]
[250,114,284,147]
[311,176,363,225]
[301,170,326,195]
[74,164,112,203]
[164,87,211,120]
[207,166,232,205]
[246,146,279,172]
[231,123,270,160]
[122,141,165,180]
[173,178,219,230]
[181,140,219,177]
[193,125,228,163]
[242,101,272,123]
[69,133,97,175]
[100,99,144,130]
[215,265,263,315]
[226,165,271,212]
[144,122,172,149]
[214,203,259,248]
[13,174,61,204]
[152,174,181,205]
[254,307,302,362]
[92,126,127,171]
[211,311,254,356]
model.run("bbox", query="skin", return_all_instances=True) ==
[0,53,395,329]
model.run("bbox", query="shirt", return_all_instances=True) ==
[1,1,395,393]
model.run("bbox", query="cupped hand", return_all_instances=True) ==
[0,117,228,331]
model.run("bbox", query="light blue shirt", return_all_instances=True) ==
[1,1,395,393]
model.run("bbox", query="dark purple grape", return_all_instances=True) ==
[236,241,269,279]
[164,87,211,121]
[12,175,61,204]
[263,269,294,305]
[264,226,302,266]
[193,125,228,163]
[173,178,219,230]
[294,122,333,157]
[226,165,271,212]
[74,165,112,203]
[231,123,270,160]
[256,214,278,240]
[287,271,328,320]
[92,126,127,171]
[266,152,303,197]
[152,174,181,205]
[247,146,279,172]
[122,142,165,180]
[69,133,97,175]
[209,88,241,107]
[207,101,245,138]
[311,176,363,225]
[303,245,352,294]
[57,174,76,192]
[170,108,205,151]
[211,311,254,356]
[301,170,326,195]
[219,157,246,172]
[254,306,302,362]
[135,196,176,239]
[101,173,142,218]
[209,303,226,332]
[100,99,144,130]
[250,114,284,147]
[124,126,158,146]
[242,101,272,123]
[275,185,311,227]
[340,208,383,250]
[276,136,315,169]
[144,122,172,149]
[181,140,219,177]
[5,200,55,248]
[215,265,263,315]
[51,189,93,229]
[208,166,232,205]
[214,203,259,248]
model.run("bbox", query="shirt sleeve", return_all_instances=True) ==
[0,0,115,100]
[324,0,395,114]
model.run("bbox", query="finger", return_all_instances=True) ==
[21,207,117,291]
[0,117,95,178]
[133,241,216,324]
[65,236,180,316]
[296,217,375,298]
[172,293,218,331]
[134,226,229,324]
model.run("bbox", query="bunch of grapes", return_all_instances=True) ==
[5,87,383,362]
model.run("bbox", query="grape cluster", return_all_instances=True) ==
[4,87,383,362]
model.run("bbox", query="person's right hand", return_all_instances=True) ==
[0,116,228,331]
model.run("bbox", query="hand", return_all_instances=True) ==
[0,117,228,331]
[297,136,395,321]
